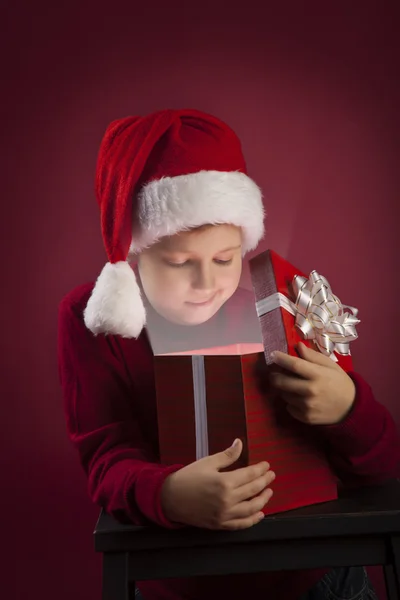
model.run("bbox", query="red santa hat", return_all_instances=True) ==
[84,108,265,338]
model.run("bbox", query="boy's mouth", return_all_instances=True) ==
[186,294,217,307]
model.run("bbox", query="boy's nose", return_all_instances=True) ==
[191,264,216,291]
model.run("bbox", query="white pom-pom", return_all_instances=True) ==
[84,262,146,338]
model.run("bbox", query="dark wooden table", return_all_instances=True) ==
[94,480,400,600]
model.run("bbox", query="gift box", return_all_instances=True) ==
[154,346,337,516]
[154,250,360,516]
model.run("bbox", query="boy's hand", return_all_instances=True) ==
[161,439,275,530]
[269,342,356,425]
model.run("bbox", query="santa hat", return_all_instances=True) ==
[84,108,265,338]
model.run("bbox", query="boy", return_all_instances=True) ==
[58,109,399,599]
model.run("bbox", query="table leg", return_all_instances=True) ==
[102,552,131,600]
[384,566,399,600]
[385,537,400,600]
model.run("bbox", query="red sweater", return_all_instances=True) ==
[58,283,400,600]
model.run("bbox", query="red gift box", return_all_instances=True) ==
[154,249,360,515]
[155,345,338,516]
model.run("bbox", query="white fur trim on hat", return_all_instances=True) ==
[84,262,146,338]
[129,170,264,255]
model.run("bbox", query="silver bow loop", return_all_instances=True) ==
[291,270,360,362]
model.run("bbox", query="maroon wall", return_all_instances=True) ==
[2,2,398,598]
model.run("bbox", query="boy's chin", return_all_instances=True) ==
[164,305,220,327]
[170,313,215,327]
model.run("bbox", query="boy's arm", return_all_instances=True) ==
[57,289,183,527]
[317,372,400,486]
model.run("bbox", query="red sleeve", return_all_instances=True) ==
[317,371,400,487]
[57,287,184,527]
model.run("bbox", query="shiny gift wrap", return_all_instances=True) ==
[154,342,339,516]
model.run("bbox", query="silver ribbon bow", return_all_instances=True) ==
[256,270,360,362]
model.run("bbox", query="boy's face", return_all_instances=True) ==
[138,224,243,326]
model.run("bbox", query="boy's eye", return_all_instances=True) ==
[166,261,187,268]
[165,258,233,268]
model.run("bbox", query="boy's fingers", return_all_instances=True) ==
[221,489,274,529]
[296,342,338,368]
[280,391,307,406]
[221,512,265,530]
[208,438,243,470]
[228,487,273,520]
[271,350,318,379]
[271,372,311,395]
[223,460,270,488]
[233,470,276,503]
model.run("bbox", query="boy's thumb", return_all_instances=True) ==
[212,438,243,470]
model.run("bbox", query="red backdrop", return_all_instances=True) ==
[2,2,398,599]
